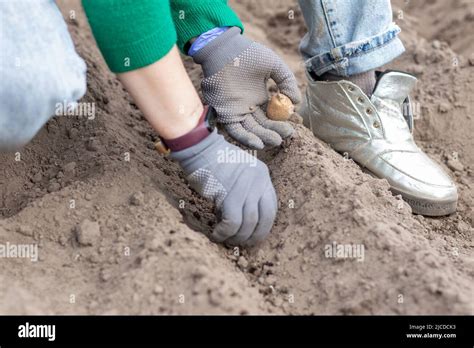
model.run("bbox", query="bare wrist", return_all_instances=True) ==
[161,103,203,139]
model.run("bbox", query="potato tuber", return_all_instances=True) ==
[266,93,294,121]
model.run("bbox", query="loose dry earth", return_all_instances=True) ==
[0,0,472,314]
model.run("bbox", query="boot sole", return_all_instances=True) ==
[389,187,457,217]
[362,168,457,216]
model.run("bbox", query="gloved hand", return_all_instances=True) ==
[171,130,277,246]
[193,27,301,150]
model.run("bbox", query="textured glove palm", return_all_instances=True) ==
[193,27,301,150]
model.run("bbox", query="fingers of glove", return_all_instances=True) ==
[253,108,294,139]
[242,116,282,148]
[212,175,253,243]
[225,196,259,246]
[225,123,265,150]
[212,197,244,243]
[269,56,302,105]
[244,185,278,247]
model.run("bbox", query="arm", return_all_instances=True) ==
[117,46,202,139]
[81,0,277,246]
[82,0,176,73]
[83,0,201,137]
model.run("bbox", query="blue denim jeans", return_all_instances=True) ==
[0,0,86,151]
[298,0,405,76]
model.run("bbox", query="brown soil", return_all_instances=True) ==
[0,0,472,314]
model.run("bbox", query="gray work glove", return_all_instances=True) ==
[193,27,301,150]
[171,130,277,246]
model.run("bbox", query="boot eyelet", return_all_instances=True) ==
[366,108,373,115]
[373,121,380,128]
[347,85,355,92]
[357,96,364,104]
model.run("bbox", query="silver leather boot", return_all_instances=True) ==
[299,70,457,216]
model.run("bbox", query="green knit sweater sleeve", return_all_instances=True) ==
[170,0,244,54]
[82,0,178,73]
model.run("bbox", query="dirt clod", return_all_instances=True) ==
[75,219,101,247]
[237,256,249,269]
[129,192,145,206]
[85,138,101,152]
[447,158,464,172]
